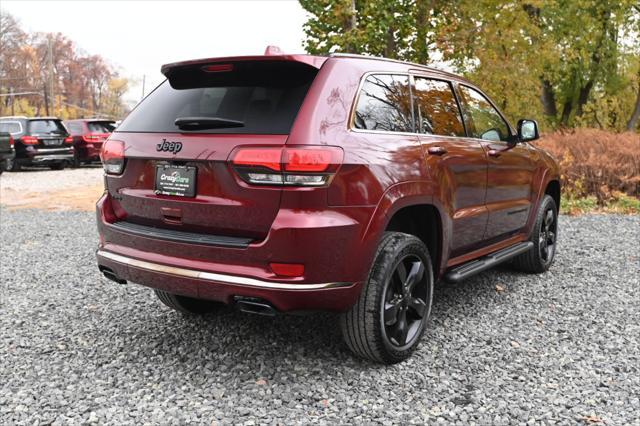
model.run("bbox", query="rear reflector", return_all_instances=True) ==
[270,263,304,277]
[100,139,125,175]
[230,146,343,187]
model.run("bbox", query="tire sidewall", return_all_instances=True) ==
[532,195,558,270]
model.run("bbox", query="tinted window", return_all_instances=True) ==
[354,74,413,133]
[458,86,510,141]
[117,64,316,134]
[0,121,23,135]
[87,121,115,133]
[66,122,83,134]
[28,120,67,135]
[413,78,465,137]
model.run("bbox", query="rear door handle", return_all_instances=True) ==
[427,146,447,156]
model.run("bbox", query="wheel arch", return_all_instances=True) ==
[545,179,561,210]
[384,203,443,279]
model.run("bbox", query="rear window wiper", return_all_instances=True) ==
[175,116,245,130]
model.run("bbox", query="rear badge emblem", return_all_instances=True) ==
[157,139,183,154]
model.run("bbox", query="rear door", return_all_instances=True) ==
[27,119,68,147]
[108,60,319,240]
[412,76,489,255]
[456,85,536,240]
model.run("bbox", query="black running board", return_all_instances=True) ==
[444,241,533,283]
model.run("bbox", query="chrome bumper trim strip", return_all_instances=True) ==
[97,250,351,290]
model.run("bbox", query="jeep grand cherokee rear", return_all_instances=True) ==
[96,52,560,364]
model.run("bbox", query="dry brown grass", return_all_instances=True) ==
[536,129,640,203]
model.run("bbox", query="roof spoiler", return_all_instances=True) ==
[161,47,327,78]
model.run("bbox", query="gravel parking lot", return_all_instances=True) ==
[1,198,639,424]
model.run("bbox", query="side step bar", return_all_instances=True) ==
[445,241,533,283]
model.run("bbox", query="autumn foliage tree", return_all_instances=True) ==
[0,12,129,119]
[299,0,640,132]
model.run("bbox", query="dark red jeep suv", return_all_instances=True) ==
[64,118,116,166]
[96,51,560,363]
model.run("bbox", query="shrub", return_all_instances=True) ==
[535,129,640,203]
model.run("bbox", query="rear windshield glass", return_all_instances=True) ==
[117,61,318,134]
[28,120,67,135]
[0,121,23,134]
[87,121,115,133]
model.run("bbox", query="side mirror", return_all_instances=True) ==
[517,119,539,142]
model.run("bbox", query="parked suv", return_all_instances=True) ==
[0,131,15,174]
[96,51,560,363]
[0,116,73,171]
[64,118,116,166]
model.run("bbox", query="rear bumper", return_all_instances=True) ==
[95,192,376,312]
[75,143,102,161]
[97,249,359,312]
[19,147,74,164]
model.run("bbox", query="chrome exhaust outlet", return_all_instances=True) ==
[234,296,277,317]
[99,266,127,284]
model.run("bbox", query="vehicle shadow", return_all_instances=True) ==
[108,265,523,372]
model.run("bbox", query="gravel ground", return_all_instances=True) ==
[0,168,103,211]
[1,209,639,425]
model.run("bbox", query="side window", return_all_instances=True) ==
[353,74,413,133]
[413,77,465,137]
[458,85,510,142]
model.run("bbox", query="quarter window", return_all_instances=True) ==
[413,78,465,137]
[458,85,510,141]
[353,74,413,133]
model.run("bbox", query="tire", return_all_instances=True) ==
[49,162,66,170]
[513,194,558,273]
[340,232,434,364]
[154,289,220,315]
[6,158,20,172]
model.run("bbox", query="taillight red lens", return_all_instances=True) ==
[232,148,281,171]
[64,136,73,144]
[83,133,108,143]
[230,146,343,187]
[20,136,38,145]
[9,135,14,147]
[100,139,125,175]
[270,263,305,277]
[283,148,335,172]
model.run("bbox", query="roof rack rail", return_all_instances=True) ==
[328,52,459,78]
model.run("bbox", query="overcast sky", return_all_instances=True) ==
[1,0,308,105]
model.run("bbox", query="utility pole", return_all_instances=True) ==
[47,35,55,116]
[141,74,146,100]
[43,85,50,116]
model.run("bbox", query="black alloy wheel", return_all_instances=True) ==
[382,254,429,349]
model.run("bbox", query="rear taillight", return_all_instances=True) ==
[230,146,343,187]
[83,133,108,143]
[100,139,125,175]
[20,136,38,145]
[9,135,14,148]
[64,136,73,144]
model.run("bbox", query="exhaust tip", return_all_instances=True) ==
[99,266,127,284]
[234,296,277,317]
